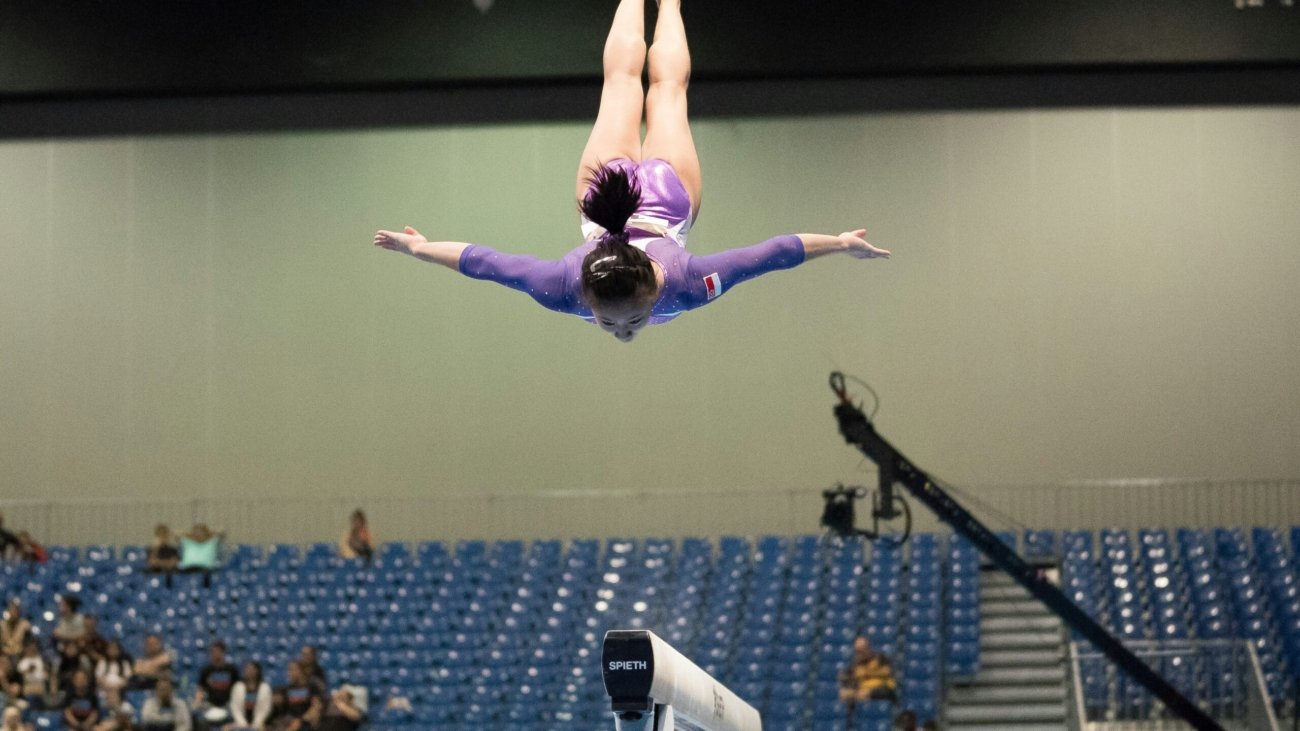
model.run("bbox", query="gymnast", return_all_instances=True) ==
[373,0,890,342]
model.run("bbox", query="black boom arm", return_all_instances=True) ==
[828,372,1224,731]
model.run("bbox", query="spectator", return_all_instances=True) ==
[275,662,321,731]
[337,511,372,563]
[0,515,19,560]
[62,669,99,731]
[94,641,133,693]
[894,710,917,730]
[52,597,86,649]
[93,687,135,731]
[0,600,31,659]
[14,533,45,566]
[192,642,236,731]
[54,641,93,702]
[178,526,223,588]
[140,676,190,731]
[129,636,173,691]
[0,656,27,715]
[80,617,108,664]
[295,649,325,696]
[262,690,286,731]
[16,638,50,708]
[313,688,364,731]
[146,526,180,576]
[226,661,271,731]
[838,636,897,722]
[1,707,31,731]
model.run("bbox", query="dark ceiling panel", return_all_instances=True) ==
[2,0,1299,99]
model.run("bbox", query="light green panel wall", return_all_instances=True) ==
[1,108,1298,526]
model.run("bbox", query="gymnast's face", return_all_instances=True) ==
[592,297,654,342]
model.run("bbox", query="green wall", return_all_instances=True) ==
[2,108,1298,529]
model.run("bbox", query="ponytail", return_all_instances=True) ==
[579,163,642,241]
[580,163,656,305]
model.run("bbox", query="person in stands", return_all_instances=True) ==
[93,687,136,731]
[337,511,372,563]
[192,642,237,731]
[62,669,100,731]
[140,676,190,731]
[312,688,365,731]
[16,638,50,709]
[94,641,133,693]
[274,662,321,731]
[0,600,31,659]
[51,597,86,651]
[129,635,174,691]
[839,635,898,726]
[226,661,271,731]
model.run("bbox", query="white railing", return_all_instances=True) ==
[2,477,1297,547]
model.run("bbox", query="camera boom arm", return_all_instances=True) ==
[828,372,1224,731]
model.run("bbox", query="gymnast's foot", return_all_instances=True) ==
[373,226,427,256]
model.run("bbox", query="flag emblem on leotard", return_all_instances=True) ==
[703,272,722,300]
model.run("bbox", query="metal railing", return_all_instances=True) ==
[1068,639,1280,731]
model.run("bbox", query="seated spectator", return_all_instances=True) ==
[0,656,28,716]
[838,636,897,720]
[140,676,190,731]
[225,661,271,731]
[262,690,286,731]
[14,533,45,566]
[337,511,372,563]
[54,641,93,703]
[294,649,325,697]
[93,687,135,731]
[0,515,19,560]
[94,641,133,693]
[1,707,31,731]
[145,526,180,577]
[0,600,31,659]
[129,636,173,691]
[273,662,321,731]
[62,669,99,731]
[16,638,50,708]
[80,617,108,664]
[313,688,364,731]
[178,526,223,588]
[51,597,86,650]
[192,642,236,731]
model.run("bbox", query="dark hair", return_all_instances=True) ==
[244,660,263,686]
[579,164,655,305]
[211,640,227,652]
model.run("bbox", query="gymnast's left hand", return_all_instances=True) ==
[839,229,890,259]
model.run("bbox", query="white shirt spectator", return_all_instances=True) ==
[228,680,272,730]
[94,657,133,691]
[16,654,48,697]
[141,695,191,731]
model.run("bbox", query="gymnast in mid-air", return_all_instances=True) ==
[373,0,889,342]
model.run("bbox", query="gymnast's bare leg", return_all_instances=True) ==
[575,0,647,205]
[641,0,701,219]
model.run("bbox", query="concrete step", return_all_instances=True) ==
[981,570,1021,586]
[979,648,1063,667]
[980,631,1062,650]
[947,684,1067,705]
[982,615,1060,633]
[946,702,1066,724]
[981,599,1054,617]
[981,584,1034,600]
[964,665,1066,686]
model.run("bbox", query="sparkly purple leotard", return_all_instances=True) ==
[459,158,805,324]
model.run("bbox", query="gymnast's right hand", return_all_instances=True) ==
[372,226,427,256]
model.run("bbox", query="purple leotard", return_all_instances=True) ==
[459,158,805,324]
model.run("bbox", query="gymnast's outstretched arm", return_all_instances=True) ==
[373,227,468,269]
[799,230,891,261]
[685,229,890,303]
[373,226,575,313]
